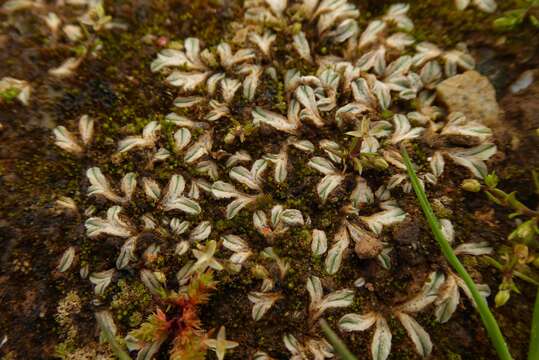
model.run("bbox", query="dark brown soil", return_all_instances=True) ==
[0,1,538,360]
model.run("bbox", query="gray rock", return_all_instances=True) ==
[436,70,502,130]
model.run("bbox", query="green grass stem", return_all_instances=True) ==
[319,319,358,360]
[401,147,512,360]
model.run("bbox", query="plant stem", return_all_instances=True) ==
[529,287,539,360]
[401,147,513,360]
[484,256,539,286]
[319,319,358,360]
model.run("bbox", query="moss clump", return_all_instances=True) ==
[0,88,20,103]
[110,279,152,327]
[54,291,83,359]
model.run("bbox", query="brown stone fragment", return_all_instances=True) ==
[436,70,502,131]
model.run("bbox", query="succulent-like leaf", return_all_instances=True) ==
[175,241,190,256]
[292,32,312,63]
[140,269,165,296]
[153,148,171,162]
[398,271,445,313]
[441,112,492,140]
[412,42,442,67]
[190,221,212,241]
[116,137,145,154]
[391,114,424,144]
[212,181,240,199]
[87,167,122,203]
[473,0,496,13]
[317,174,344,203]
[78,115,94,146]
[455,276,491,306]
[58,246,76,272]
[296,85,324,127]
[350,177,374,207]
[184,132,212,164]
[308,275,353,321]
[205,326,239,360]
[359,20,386,48]
[90,269,115,296]
[252,107,299,134]
[307,275,324,305]
[120,173,137,201]
[325,226,350,275]
[56,196,77,211]
[454,241,493,256]
[163,196,202,215]
[249,31,276,57]
[241,65,263,101]
[174,128,192,152]
[173,96,205,108]
[386,32,415,50]
[448,144,497,179]
[226,196,256,219]
[338,312,377,332]
[455,0,471,10]
[264,150,288,183]
[222,235,252,264]
[326,18,359,42]
[307,157,337,175]
[283,334,302,357]
[226,151,252,168]
[162,174,185,201]
[443,50,475,77]
[279,209,304,227]
[360,202,406,235]
[430,151,445,178]
[434,274,460,323]
[230,166,261,191]
[261,247,289,279]
[373,80,391,110]
[117,237,137,269]
[312,229,328,256]
[221,78,241,103]
[253,211,273,239]
[248,292,283,321]
[170,218,190,235]
[166,70,211,91]
[191,240,223,273]
[440,219,455,244]
[142,178,161,201]
[372,316,392,360]
[49,57,83,78]
[217,43,255,69]
[396,312,432,357]
[85,206,133,238]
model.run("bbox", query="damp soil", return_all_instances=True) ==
[0,1,538,359]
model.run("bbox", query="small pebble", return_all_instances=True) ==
[354,277,366,288]
[510,70,535,94]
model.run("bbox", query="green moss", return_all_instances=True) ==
[446,350,463,360]
[0,88,20,102]
[111,280,152,327]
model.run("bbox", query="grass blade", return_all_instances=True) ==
[529,288,539,360]
[401,147,512,360]
[319,319,358,360]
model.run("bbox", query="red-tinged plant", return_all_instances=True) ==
[128,270,217,360]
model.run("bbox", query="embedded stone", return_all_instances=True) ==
[436,70,501,130]
[354,234,383,259]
